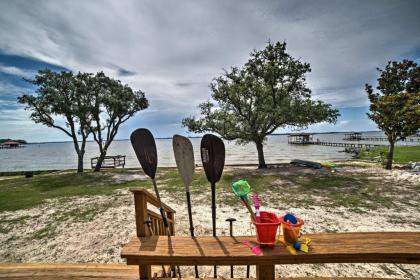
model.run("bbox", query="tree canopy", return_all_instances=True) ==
[183,41,339,168]
[19,69,148,172]
[84,72,148,171]
[365,59,420,169]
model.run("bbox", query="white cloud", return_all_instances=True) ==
[1,0,418,110]
[0,0,419,139]
[0,64,35,78]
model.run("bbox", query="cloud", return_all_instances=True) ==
[0,0,419,140]
[0,64,35,77]
[0,81,26,102]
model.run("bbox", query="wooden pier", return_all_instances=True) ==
[346,137,420,142]
[288,140,385,149]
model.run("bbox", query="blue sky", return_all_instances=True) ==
[0,0,419,142]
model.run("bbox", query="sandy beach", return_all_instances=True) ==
[0,164,419,278]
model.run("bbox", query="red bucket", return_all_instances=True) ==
[252,211,281,247]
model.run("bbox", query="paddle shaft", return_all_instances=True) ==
[185,191,199,278]
[211,182,216,236]
[151,178,170,235]
[211,182,217,277]
[228,219,234,278]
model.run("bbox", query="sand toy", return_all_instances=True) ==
[231,179,256,220]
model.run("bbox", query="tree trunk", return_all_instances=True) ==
[77,152,84,173]
[385,141,395,170]
[94,150,107,172]
[255,141,267,169]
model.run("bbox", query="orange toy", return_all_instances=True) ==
[280,214,304,244]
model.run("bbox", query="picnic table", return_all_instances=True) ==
[121,232,420,280]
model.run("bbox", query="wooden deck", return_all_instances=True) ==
[0,263,403,280]
[0,263,138,280]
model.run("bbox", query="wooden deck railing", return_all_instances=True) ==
[130,188,176,237]
[129,188,176,278]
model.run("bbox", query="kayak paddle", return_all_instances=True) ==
[172,134,199,278]
[200,134,225,278]
[130,128,170,235]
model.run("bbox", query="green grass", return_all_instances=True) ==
[0,165,415,214]
[32,224,57,239]
[0,170,149,212]
[158,168,398,210]
[358,145,420,164]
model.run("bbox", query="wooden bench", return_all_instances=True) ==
[121,188,420,280]
[90,155,126,169]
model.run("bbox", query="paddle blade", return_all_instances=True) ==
[172,134,195,191]
[130,128,157,179]
[200,134,225,183]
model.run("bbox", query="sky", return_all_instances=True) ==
[0,0,419,142]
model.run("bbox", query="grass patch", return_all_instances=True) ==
[0,170,150,212]
[54,207,99,223]
[358,145,420,164]
[0,166,411,214]
[32,224,57,239]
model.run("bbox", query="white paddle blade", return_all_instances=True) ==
[172,134,195,191]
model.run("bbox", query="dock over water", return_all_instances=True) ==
[287,133,387,151]
[288,140,385,149]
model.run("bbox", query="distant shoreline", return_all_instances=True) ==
[25,130,383,144]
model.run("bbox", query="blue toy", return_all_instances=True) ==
[283,213,297,224]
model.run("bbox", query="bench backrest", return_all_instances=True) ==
[130,188,175,237]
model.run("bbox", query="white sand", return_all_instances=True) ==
[0,165,419,278]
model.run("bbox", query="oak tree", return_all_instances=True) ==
[365,60,420,169]
[19,70,92,172]
[183,41,339,168]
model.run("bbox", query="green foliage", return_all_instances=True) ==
[18,70,148,172]
[365,60,420,169]
[80,72,148,171]
[183,41,339,168]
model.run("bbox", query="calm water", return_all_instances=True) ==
[0,132,418,172]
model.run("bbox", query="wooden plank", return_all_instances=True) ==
[0,263,404,279]
[121,232,420,266]
[130,188,176,213]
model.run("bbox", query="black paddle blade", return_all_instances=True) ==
[200,134,225,183]
[130,128,158,179]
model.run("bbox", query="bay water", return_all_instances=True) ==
[0,131,417,172]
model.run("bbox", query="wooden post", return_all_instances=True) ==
[256,264,275,280]
[133,190,147,237]
[167,211,175,235]
[132,190,151,279]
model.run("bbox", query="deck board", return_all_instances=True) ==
[0,263,404,279]
[121,232,420,265]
